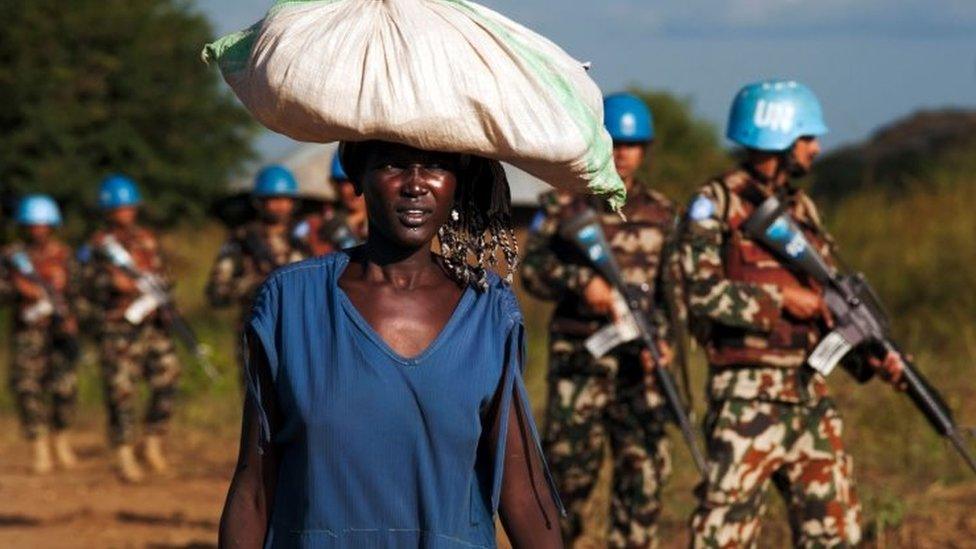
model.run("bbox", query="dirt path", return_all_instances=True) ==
[3,413,976,548]
[0,418,234,548]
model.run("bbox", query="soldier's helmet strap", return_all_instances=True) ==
[708,178,732,226]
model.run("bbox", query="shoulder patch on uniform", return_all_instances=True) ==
[292,220,310,239]
[76,244,92,264]
[529,209,546,234]
[688,195,716,222]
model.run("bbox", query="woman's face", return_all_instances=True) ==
[361,143,460,250]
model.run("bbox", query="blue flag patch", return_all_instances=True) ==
[292,220,311,239]
[688,195,716,222]
[529,210,546,234]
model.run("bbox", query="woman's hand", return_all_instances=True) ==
[496,385,564,548]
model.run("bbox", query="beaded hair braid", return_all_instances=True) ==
[436,157,519,291]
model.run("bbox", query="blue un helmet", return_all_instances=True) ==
[603,93,654,143]
[726,79,828,152]
[330,153,348,181]
[253,165,299,198]
[15,194,63,226]
[98,174,143,210]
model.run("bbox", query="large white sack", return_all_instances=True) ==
[203,0,624,208]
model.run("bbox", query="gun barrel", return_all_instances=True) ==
[164,307,219,381]
[892,343,976,476]
[561,210,708,479]
[634,314,709,477]
[948,430,976,476]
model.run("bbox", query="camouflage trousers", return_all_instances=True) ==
[543,336,671,548]
[691,396,862,548]
[8,328,78,439]
[98,321,181,446]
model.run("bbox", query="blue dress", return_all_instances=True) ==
[245,252,561,548]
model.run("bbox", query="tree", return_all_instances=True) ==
[0,0,256,234]
[632,89,730,203]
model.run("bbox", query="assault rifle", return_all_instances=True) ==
[244,227,280,273]
[742,196,976,475]
[560,209,708,477]
[98,235,219,381]
[5,250,80,362]
[320,215,362,251]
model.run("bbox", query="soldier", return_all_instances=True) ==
[301,153,368,256]
[206,165,309,379]
[84,175,182,482]
[681,80,906,547]
[522,93,680,547]
[0,195,80,474]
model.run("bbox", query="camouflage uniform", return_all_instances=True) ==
[85,227,181,446]
[681,167,866,548]
[300,205,367,257]
[0,240,79,439]
[206,220,309,376]
[521,185,682,548]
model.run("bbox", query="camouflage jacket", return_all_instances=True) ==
[206,220,309,313]
[0,239,79,329]
[298,206,367,257]
[680,167,867,403]
[521,183,683,348]
[82,225,173,324]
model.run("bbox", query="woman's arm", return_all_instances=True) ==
[219,336,280,548]
[497,388,563,549]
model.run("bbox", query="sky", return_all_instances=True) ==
[194,0,976,161]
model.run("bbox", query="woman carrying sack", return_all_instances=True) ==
[219,141,563,547]
[208,1,625,546]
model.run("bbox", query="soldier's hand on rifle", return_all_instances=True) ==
[13,276,45,301]
[48,269,68,292]
[583,275,615,315]
[868,350,909,391]
[61,316,79,336]
[639,341,674,372]
[782,286,825,320]
[111,266,140,294]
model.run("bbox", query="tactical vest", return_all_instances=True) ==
[709,180,829,368]
[550,187,675,335]
[26,243,72,291]
[8,242,72,326]
[95,227,163,318]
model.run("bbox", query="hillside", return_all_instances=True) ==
[812,109,976,200]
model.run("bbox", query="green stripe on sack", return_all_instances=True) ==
[201,22,260,74]
[437,0,625,209]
